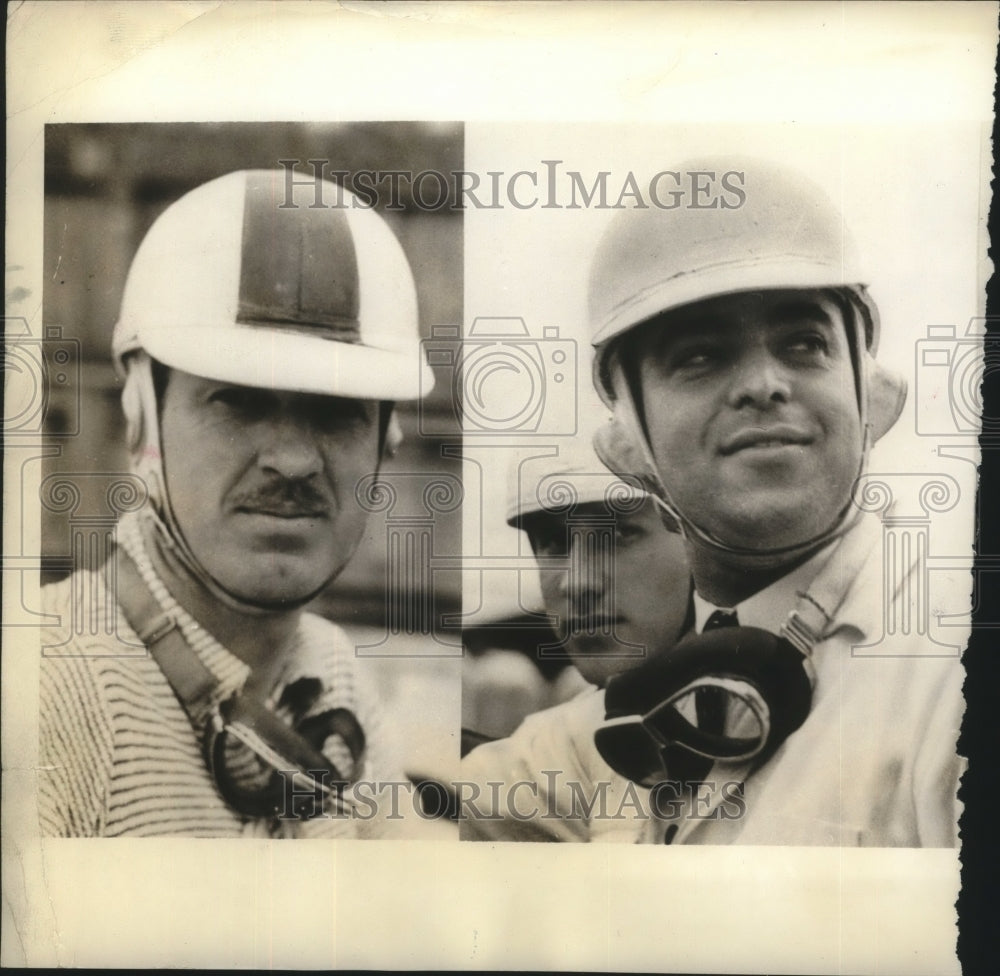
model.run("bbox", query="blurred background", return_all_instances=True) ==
[41,121,464,779]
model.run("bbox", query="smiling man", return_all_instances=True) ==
[588,158,965,846]
[39,170,434,837]
[630,288,863,572]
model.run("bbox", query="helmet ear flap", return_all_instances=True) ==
[594,345,683,534]
[383,408,403,459]
[593,417,680,533]
[120,356,147,456]
[867,355,908,444]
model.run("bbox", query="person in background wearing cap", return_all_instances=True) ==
[588,158,964,846]
[38,170,441,838]
[460,440,692,842]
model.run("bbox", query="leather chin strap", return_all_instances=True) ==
[592,288,906,566]
[596,345,871,566]
[113,545,365,820]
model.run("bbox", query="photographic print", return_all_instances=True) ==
[457,122,976,850]
[33,122,463,840]
[4,2,996,972]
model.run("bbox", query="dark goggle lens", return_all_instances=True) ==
[647,683,768,762]
[596,680,771,785]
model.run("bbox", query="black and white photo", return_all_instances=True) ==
[4,3,995,971]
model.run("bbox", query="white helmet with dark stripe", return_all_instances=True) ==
[112,169,432,613]
[113,169,433,400]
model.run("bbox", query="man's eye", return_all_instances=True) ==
[613,521,645,546]
[674,346,720,370]
[209,388,267,415]
[531,532,567,558]
[786,332,829,355]
[309,398,373,431]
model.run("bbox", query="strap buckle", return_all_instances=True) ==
[137,613,178,647]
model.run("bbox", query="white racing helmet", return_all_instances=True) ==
[505,438,651,530]
[588,157,906,557]
[113,169,432,399]
[114,169,433,611]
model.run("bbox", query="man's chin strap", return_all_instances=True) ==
[124,352,397,616]
[149,506,337,614]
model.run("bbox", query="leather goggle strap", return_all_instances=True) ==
[113,545,354,810]
[207,697,358,820]
[646,705,760,761]
[113,544,217,720]
[297,707,366,765]
[783,511,882,655]
[218,693,355,781]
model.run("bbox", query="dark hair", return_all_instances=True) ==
[825,287,865,408]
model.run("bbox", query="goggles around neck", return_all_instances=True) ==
[595,625,812,786]
[204,692,365,820]
[594,515,881,786]
[113,541,366,820]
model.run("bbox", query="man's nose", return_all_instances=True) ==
[725,345,792,409]
[562,528,612,606]
[255,416,324,480]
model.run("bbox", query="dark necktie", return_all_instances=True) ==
[664,608,739,787]
[663,607,739,844]
[703,608,739,630]
[696,609,739,735]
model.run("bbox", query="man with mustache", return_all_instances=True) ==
[587,159,965,845]
[39,170,435,837]
[460,441,692,841]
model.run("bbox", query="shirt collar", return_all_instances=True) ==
[693,539,838,635]
[273,622,325,690]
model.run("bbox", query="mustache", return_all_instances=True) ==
[230,478,333,516]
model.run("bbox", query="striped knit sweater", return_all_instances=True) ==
[38,565,405,838]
